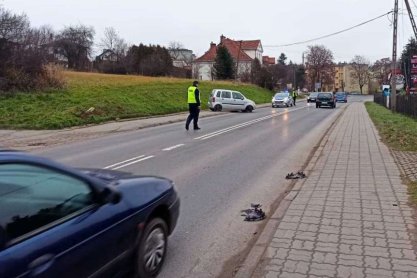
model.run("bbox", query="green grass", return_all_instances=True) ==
[365,102,417,152]
[0,72,274,129]
[408,181,417,206]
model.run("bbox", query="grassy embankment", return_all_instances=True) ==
[0,71,274,129]
[365,102,417,204]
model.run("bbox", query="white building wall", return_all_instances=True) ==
[256,46,263,62]
[243,48,263,64]
[193,62,214,81]
[237,62,252,77]
[244,50,256,60]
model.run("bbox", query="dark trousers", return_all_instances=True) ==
[186,104,200,129]
[293,96,297,106]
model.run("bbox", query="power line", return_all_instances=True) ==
[264,11,393,48]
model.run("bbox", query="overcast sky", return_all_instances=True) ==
[2,0,415,63]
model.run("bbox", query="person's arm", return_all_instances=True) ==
[195,89,201,106]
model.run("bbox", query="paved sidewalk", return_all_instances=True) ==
[253,102,417,278]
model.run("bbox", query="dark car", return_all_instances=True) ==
[0,151,179,278]
[307,92,319,103]
[335,92,347,103]
[316,92,336,109]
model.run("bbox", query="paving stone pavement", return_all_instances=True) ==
[254,102,417,278]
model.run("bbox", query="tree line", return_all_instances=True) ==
[0,7,176,92]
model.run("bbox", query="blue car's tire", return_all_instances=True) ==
[136,218,168,278]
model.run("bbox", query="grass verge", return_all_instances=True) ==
[365,102,417,152]
[0,71,274,129]
[365,101,417,207]
[408,181,417,207]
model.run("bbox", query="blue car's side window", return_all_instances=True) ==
[0,163,94,245]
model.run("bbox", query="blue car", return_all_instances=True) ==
[0,150,179,278]
[335,92,348,103]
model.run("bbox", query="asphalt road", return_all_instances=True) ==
[36,96,369,277]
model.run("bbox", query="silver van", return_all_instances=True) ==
[208,89,256,112]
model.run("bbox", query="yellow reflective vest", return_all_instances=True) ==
[188,86,197,103]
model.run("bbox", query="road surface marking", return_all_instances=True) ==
[162,144,185,151]
[110,155,155,170]
[104,155,145,169]
[195,106,306,140]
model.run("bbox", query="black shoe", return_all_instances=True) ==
[194,127,201,130]
[185,125,189,130]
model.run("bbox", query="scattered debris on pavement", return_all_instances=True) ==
[286,171,306,179]
[241,203,265,221]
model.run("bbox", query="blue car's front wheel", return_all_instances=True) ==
[136,218,168,278]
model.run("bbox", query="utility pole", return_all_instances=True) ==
[391,0,398,111]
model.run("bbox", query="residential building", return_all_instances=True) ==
[193,35,272,80]
[331,63,369,94]
[262,56,276,65]
[96,49,118,62]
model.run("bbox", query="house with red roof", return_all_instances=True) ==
[193,35,274,80]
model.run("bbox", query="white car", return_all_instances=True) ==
[272,92,294,107]
[208,89,256,112]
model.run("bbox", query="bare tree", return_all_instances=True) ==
[99,27,127,60]
[305,45,335,91]
[0,7,64,91]
[350,55,371,94]
[0,7,29,42]
[371,58,391,88]
[55,24,95,70]
[168,41,184,60]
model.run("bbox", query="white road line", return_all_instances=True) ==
[193,115,273,140]
[195,106,306,140]
[110,155,155,170]
[103,155,145,169]
[162,144,185,151]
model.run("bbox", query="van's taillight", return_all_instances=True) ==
[212,97,215,102]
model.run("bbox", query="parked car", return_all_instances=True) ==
[0,150,180,278]
[208,89,256,112]
[271,92,294,108]
[316,92,336,108]
[307,92,319,103]
[335,92,348,103]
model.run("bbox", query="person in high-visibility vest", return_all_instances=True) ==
[292,89,298,106]
[185,80,201,130]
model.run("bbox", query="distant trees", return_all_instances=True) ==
[278,53,287,65]
[214,45,235,80]
[100,27,128,60]
[94,27,128,74]
[305,45,335,91]
[371,58,391,88]
[350,55,371,95]
[126,44,173,76]
[0,7,65,92]
[400,38,417,90]
[55,25,95,71]
[168,41,184,60]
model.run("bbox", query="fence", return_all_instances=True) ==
[374,93,417,118]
